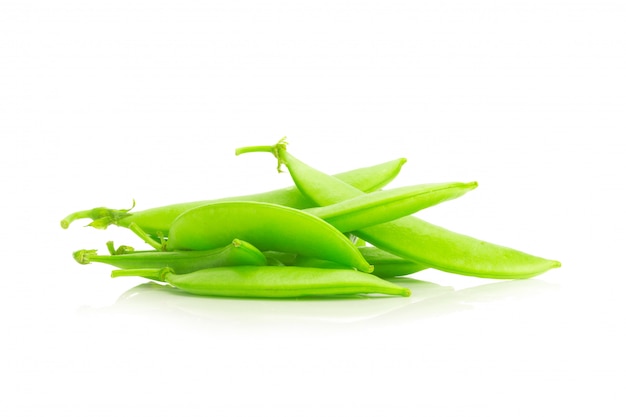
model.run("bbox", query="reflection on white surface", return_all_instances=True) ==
[78,277,557,326]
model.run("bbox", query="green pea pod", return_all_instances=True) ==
[73,239,267,274]
[111,266,411,298]
[166,201,373,273]
[236,139,561,279]
[60,158,407,235]
[305,181,477,232]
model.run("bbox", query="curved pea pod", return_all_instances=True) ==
[355,219,561,279]
[304,181,477,233]
[236,139,561,279]
[166,201,373,273]
[293,246,428,278]
[73,239,267,274]
[111,266,411,298]
[59,158,407,235]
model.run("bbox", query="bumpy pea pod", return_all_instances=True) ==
[165,201,373,272]
[110,266,411,298]
[73,239,266,274]
[59,158,407,236]
[236,139,561,279]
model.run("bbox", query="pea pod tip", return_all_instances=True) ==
[73,249,96,265]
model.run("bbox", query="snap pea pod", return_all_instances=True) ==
[73,239,267,274]
[59,158,407,236]
[110,266,412,298]
[165,201,374,272]
[304,181,478,232]
[236,139,561,279]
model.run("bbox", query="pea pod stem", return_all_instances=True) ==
[236,140,285,172]
[60,200,135,230]
[106,241,135,255]
[235,145,276,155]
[128,222,164,251]
[112,268,168,282]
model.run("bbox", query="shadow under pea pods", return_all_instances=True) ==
[79,276,555,327]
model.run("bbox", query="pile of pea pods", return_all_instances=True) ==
[62,139,560,298]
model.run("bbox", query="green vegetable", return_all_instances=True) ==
[111,266,412,298]
[73,239,267,274]
[305,181,478,232]
[60,158,407,236]
[236,139,561,279]
[63,138,561,301]
[164,201,374,273]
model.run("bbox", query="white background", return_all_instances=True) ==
[1,1,624,416]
